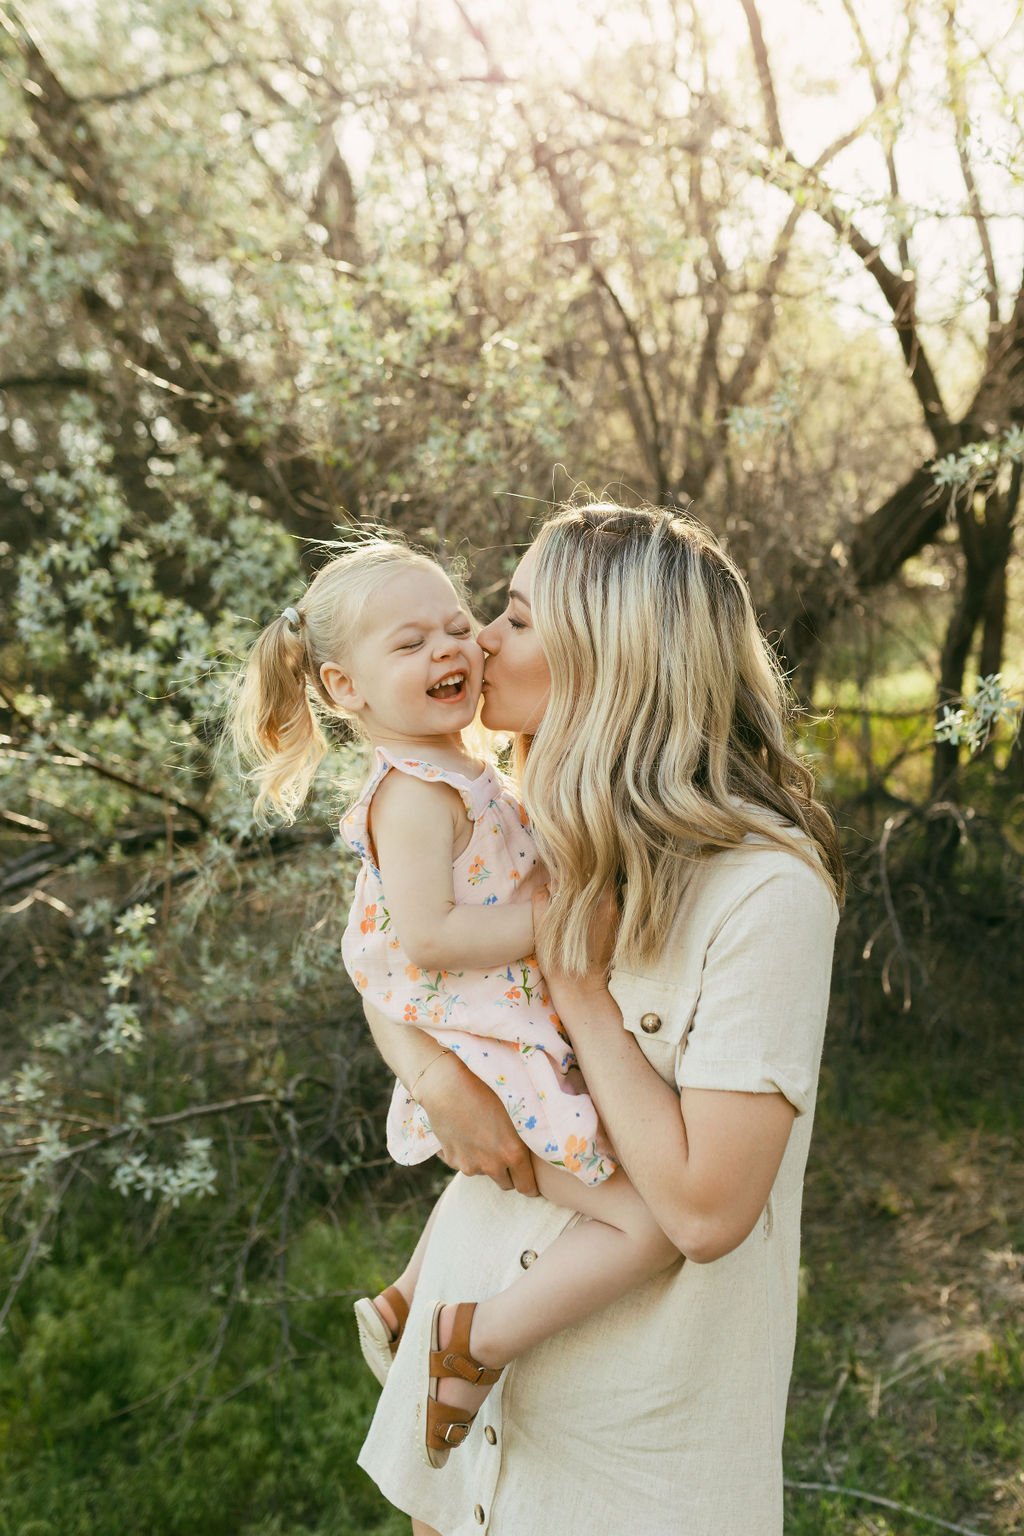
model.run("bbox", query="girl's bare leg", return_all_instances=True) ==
[374,1182,450,1333]
[412,1521,444,1536]
[434,1160,678,1416]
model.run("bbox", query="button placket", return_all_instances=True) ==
[466,1359,505,1534]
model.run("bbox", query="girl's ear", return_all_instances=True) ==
[320,661,364,712]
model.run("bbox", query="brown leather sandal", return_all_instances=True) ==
[421,1301,503,1469]
[353,1283,410,1387]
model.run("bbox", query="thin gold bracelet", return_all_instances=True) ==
[409,1048,451,1102]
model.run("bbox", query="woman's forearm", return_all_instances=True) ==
[361,1000,539,1196]
[554,984,794,1262]
[363,1002,449,1090]
[555,987,693,1231]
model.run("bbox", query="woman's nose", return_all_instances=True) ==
[476,620,498,655]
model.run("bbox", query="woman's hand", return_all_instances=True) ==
[533,883,619,1015]
[416,1052,540,1197]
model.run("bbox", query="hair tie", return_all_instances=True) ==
[282,606,302,632]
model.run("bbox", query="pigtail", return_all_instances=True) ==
[231,610,328,824]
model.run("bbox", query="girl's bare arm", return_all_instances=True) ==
[372,771,535,970]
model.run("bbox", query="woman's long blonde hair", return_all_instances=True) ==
[230,538,442,823]
[522,503,844,977]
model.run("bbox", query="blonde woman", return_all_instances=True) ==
[357,503,842,1536]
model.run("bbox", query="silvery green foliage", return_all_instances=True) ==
[934,674,1022,753]
[12,399,298,761]
[931,427,1024,494]
[3,904,204,1204]
[107,1136,218,1207]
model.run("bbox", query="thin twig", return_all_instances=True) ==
[0,1161,77,1333]
[0,1090,300,1163]
[785,1479,987,1536]
[817,1363,850,1478]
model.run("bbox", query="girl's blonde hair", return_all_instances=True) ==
[230,538,442,822]
[522,503,845,977]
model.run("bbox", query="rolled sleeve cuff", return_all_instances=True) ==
[676,1055,811,1116]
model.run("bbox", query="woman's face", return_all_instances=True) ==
[476,545,551,734]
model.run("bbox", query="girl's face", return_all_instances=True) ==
[319,565,484,744]
[476,545,551,734]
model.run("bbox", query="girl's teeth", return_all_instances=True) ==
[429,673,465,697]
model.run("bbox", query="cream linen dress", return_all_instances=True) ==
[357,833,839,1536]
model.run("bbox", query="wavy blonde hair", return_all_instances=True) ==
[522,503,844,977]
[230,538,444,823]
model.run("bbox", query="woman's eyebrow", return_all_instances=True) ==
[508,588,531,607]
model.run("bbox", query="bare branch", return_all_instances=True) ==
[77,57,238,107]
[0,684,209,829]
[0,371,93,392]
[735,0,951,446]
[0,807,49,835]
[452,1,669,495]
[737,0,784,150]
[0,1089,308,1164]
[943,2,1000,332]
[839,0,913,272]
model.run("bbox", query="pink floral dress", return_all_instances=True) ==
[340,748,615,1187]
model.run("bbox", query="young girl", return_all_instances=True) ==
[232,538,679,1469]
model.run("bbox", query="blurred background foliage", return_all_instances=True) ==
[1,0,1022,1531]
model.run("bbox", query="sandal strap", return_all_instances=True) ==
[429,1301,502,1386]
[379,1284,409,1338]
[425,1395,475,1451]
[429,1348,502,1386]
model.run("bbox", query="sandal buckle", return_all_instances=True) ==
[442,1420,471,1445]
[443,1351,487,1384]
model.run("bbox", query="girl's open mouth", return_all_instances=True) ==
[427,671,467,701]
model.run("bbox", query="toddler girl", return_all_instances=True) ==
[232,539,678,1468]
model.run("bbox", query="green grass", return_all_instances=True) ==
[784,1043,1024,1536]
[0,1209,412,1536]
[2,1041,1020,1536]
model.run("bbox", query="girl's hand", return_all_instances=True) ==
[417,1052,540,1197]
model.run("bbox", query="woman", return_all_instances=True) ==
[358,503,842,1536]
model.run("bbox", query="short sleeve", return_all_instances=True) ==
[676,858,839,1115]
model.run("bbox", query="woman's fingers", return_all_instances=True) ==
[507,1149,540,1198]
[418,1061,538,1195]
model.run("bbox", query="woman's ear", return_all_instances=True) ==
[320,661,363,712]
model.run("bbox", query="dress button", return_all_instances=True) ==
[519,1248,537,1269]
[639,1012,662,1034]
[484,1425,497,1445]
[474,1505,485,1524]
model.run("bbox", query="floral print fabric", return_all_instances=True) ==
[340,748,615,1186]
